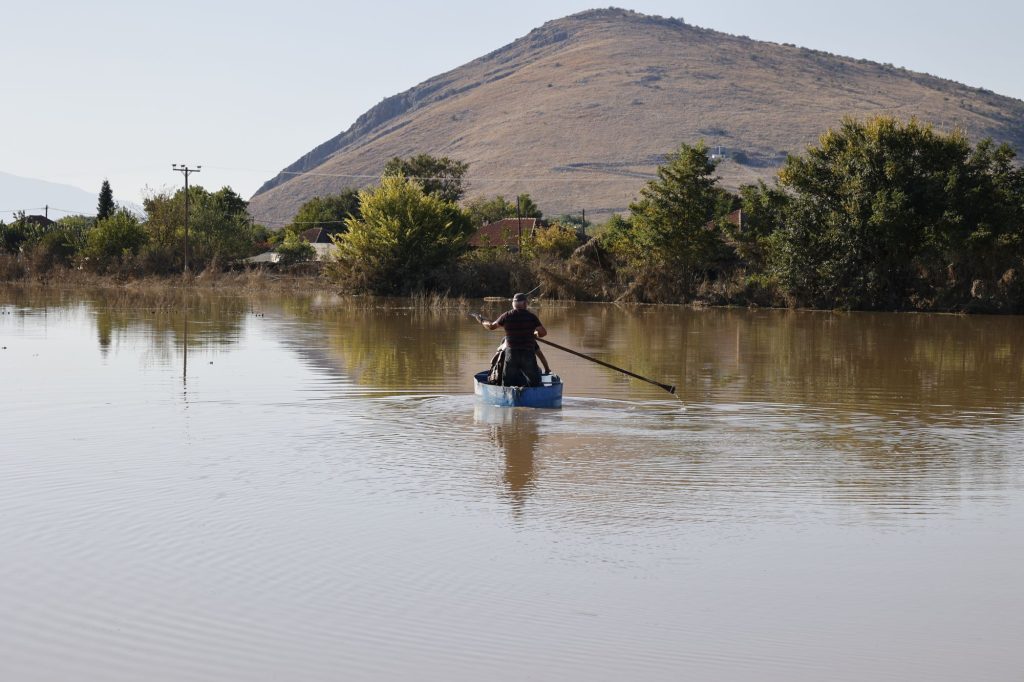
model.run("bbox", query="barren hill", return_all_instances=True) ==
[249,8,1024,226]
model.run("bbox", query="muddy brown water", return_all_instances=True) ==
[1,288,1022,681]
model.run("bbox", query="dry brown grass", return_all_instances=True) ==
[0,266,487,312]
[0,265,328,295]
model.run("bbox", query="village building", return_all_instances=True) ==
[299,227,336,260]
[468,218,542,251]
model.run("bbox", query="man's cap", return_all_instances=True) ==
[512,292,528,302]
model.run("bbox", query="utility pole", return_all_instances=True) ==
[171,164,201,274]
[516,195,523,252]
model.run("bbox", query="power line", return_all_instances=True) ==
[1,207,46,214]
[249,219,347,228]
[1,207,96,216]
[254,218,350,226]
[202,164,655,183]
[37,207,95,216]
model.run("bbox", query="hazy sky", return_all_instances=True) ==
[3,0,1022,218]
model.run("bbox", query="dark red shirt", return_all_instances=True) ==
[495,309,542,349]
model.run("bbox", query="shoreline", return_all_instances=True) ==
[1,269,1008,317]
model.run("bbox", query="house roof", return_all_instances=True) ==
[244,251,281,264]
[300,227,333,243]
[704,209,743,230]
[724,208,742,228]
[23,214,55,227]
[243,242,333,265]
[469,218,539,248]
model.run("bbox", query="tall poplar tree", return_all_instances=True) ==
[96,180,115,220]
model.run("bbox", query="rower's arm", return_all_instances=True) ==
[472,312,501,331]
[535,325,547,338]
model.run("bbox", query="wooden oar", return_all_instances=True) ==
[536,337,676,395]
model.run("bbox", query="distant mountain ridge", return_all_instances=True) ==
[0,171,98,220]
[249,8,1024,225]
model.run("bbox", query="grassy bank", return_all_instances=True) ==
[0,263,485,314]
[0,258,324,294]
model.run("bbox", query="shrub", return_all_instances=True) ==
[82,210,148,273]
[276,231,317,266]
[523,224,580,259]
[0,221,29,254]
[448,247,535,297]
[331,175,473,294]
[24,230,78,272]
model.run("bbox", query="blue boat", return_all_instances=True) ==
[473,371,563,408]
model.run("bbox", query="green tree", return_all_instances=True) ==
[523,224,580,260]
[289,189,361,234]
[189,186,256,267]
[142,185,256,271]
[383,154,469,203]
[621,141,732,296]
[464,193,541,226]
[515,193,543,220]
[332,174,473,293]
[550,212,589,231]
[275,230,317,265]
[465,195,517,226]
[0,212,29,253]
[82,209,148,272]
[734,180,789,270]
[97,179,115,220]
[56,214,95,239]
[595,214,633,253]
[947,139,1024,288]
[770,116,1024,309]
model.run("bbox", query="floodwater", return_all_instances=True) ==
[1,287,1023,681]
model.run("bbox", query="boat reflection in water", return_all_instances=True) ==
[474,404,548,516]
[473,371,563,408]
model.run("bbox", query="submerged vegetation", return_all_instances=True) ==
[3,116,1024,312]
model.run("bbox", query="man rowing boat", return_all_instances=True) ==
[486,337,550,385]
[475,293,547,386]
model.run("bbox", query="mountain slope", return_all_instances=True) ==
[249,8,1024,226]
[1,171,98,219]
